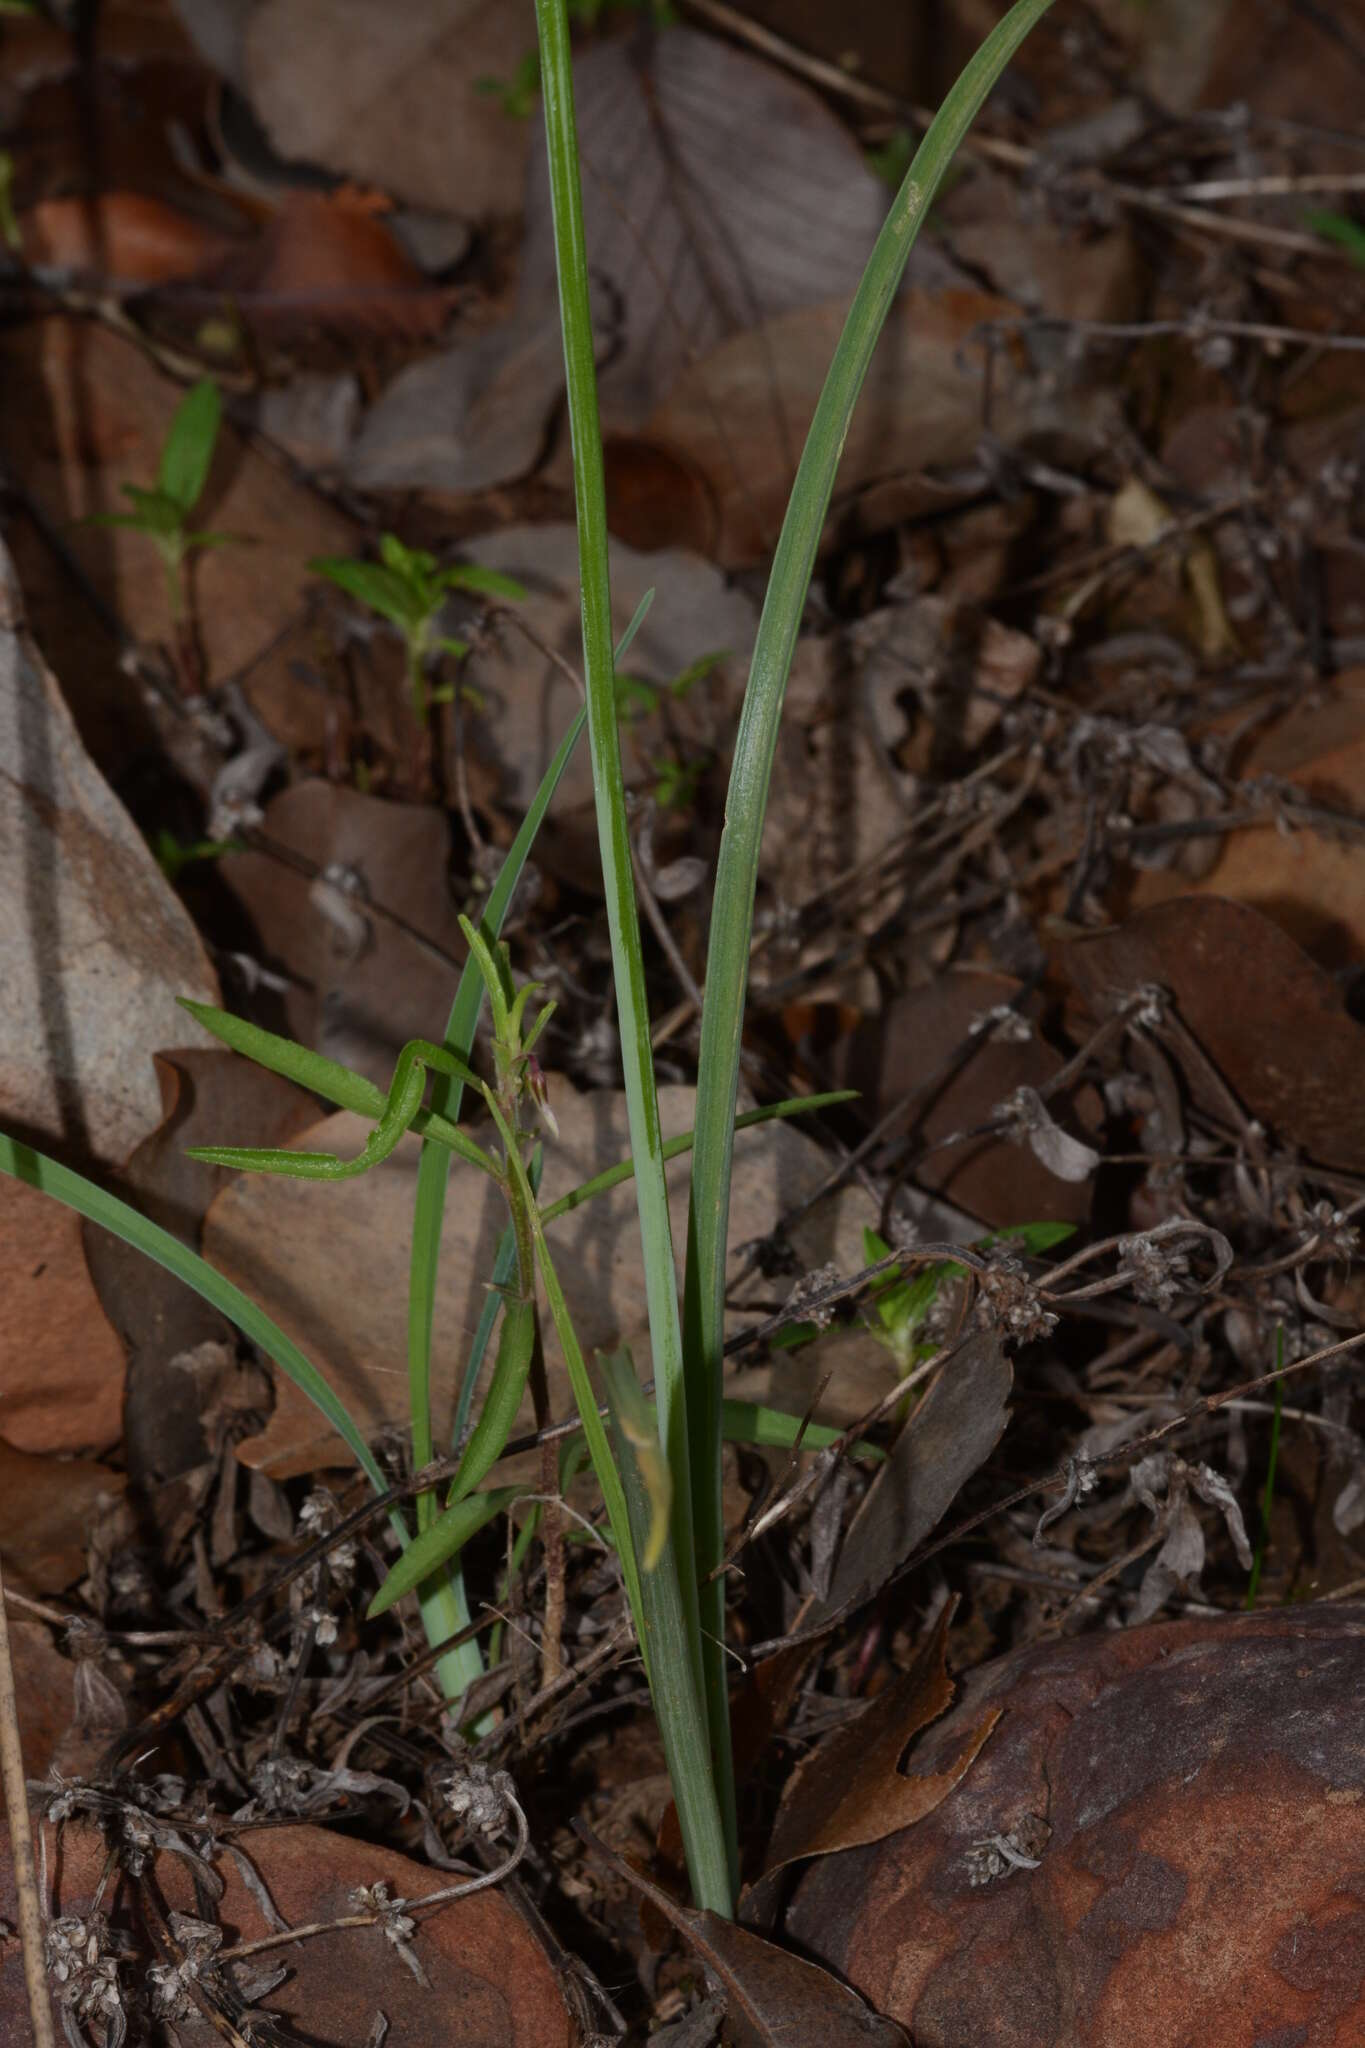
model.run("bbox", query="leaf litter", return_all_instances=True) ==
[8,1,1365,2042]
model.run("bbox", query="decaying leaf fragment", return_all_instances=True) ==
[760,1600,999,1880]
[579,1825,908,2048]
[817,1331,1013,1619]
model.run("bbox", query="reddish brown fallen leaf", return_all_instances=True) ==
[579,1823,909,2048]
[6,1619,75,1781]
[1058,895,1365,1175]
[0,1816,573,2046]
[20,190,236,286]
[0,1438,124,1596]
[0,1174,125,1454]
[1127,668,1365,970]
[786,1602,1365,2048]
[817,1332,1013,1622]
[82,1048,318,1486]
[835,969,1098,1231]
[761,1601,999,1881]
[199,189,456,338]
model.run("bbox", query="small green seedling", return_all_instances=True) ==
[150,828,241,885]
[91,380,236,630]
[311,534,525,724]
[862,1221,1077,1371]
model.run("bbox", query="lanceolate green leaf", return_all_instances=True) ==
[157,378,221,511]
[680,0,1058,1899]
[367,1486,521,1618]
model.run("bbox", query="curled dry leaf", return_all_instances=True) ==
[215,780,474,1090]
[579,1825,909,2048]
[1058,894,1365,1175]
[786,1604,1365,2048]
[815,1332,1013,1622]
[760,1600,1000,1882]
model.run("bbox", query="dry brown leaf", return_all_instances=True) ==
[0,1816,573,2045]
[198,189,455,337]
[456,522,757,878]
[1058,894,1365,1176]
[581,1825,909,2048]
[5,1619,75,1781]
[835,968,1098,1230]
[243,0,532,221]
[818,1332,1014,1622]
[215,780,472,1089]
[0,1438,125,1596]
[82,1049,319,1485]
[634,282,1116,567]
[761,1602,1000,1881]
[348,26,947,505]
[1129,668,1365,968]
[0,1176,125,1455]
[20,190,237,286]
[0,538,219,1165]
[786,1603,1365,2048]
[203,1082,879,1479]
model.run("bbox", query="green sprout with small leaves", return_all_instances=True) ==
[90,379,237,629]
[310,534,525,724]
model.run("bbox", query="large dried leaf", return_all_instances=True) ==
[242,0,531,219]
[0,538,218,1165]
[82,1049,319,1485]
[205,1082,879,1477]
[627,282,1112,567]
[347,26,956,501]
[215,779,476,1089]
[1058,895,1365,1176]
[0,1174,125,1454]
[583,1827,908,2048]
[760,1602,1000,1881]
[816,1331,1013,1621]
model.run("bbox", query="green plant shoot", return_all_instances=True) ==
[90,380,237,625]
[311,534,525,723]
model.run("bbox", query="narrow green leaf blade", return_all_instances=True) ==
[600,1346,672,1569]
[682,0,1057,1898]
[157,379,221,512]
[367,1485,520,1617]
[447,1292,536,1505]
